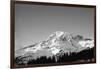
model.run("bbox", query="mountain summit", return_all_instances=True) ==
[15,31,94,64]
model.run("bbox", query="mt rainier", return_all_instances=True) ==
[15,31,94,65]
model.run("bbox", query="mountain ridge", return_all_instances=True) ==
[15,31,94,65]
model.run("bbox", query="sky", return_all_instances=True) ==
[15,4,94,50]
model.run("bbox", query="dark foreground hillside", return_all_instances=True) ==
[15,47,94,65]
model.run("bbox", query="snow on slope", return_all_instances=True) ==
[78,40,94,48]
[15,31,94,58]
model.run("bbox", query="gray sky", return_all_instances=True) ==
[15,4,94,50]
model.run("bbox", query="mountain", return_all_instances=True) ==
[15,31,94,65]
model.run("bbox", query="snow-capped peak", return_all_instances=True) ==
[47,31,71,41]
[47,31,64,40]
[55,31,64,37]
[15,31,94,58]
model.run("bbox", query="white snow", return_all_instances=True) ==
[55,31,64,37]
[25,44,42,53]
[78,40,94,48]
[50,47,60,55]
